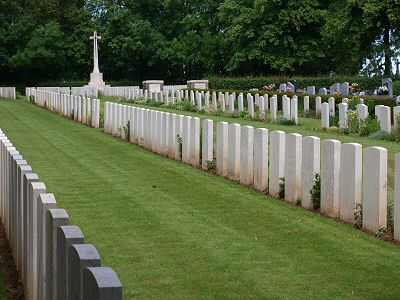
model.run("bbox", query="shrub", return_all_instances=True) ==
[205,160,216,171]
[146,100,164,107]
[310,173,321,210]
[123,121,130,141]
[394,80,400,96]
[369,130,389,140]
[273,117,296,126]
[278,177,285,199]
[359,117,380,137]
[177,134,183,159]
[354,204,362,229]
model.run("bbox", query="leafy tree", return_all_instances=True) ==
[10,21,66,82]
[218,0,329,75]
[324,0,400,76]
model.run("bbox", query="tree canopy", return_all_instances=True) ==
[0,0,399,85]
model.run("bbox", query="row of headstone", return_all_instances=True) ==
[132,88,337,124]
[103,103,202,166]
[71,87,99,98]
[31,86,98,97]
[320,96,400,133]
[306,79,393,97]
[218,123,392,236]
[102,101,399,239]
[163,85,188,92]
[0,87,16,100]
[128,89,186,104]
[280,82,349,96]
[0,129,122,300]
[26,88,101,128]
[103,86,139,98]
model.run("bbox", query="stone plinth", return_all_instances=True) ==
[187,80,209,89]
[143,80,164,93]
[85,72,110,92]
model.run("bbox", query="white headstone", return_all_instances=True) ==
[284,133,302,204]
[363,147,387,233]
[339,143,362,224]
[228,124,241,181]
[301,136,320,210]
[217,122,229,177]
[269,131,285,198]
[240,126,254,186]
[321,139,341,218]
[253,128,268,192]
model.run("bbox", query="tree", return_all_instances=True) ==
[324,0,400,77]
[218,0,329,75]
[10,21,66,82]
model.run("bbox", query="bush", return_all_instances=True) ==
[393,80,400,96]
[369,129,400,142]
[369,130,390,140]
[273,117,296,126]
[310,174,321,210]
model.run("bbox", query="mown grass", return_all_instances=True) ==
[1,97,400,299]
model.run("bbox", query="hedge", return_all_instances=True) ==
[207,75,385,92]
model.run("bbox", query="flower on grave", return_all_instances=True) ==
[350,83,360,93]
[333,87,341,95]
[376,86,388,95]
[287,87,293,93]
[263,84,276,91]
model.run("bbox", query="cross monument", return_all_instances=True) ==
[86,31,109,90]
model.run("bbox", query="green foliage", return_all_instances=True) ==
[218,0,327,74]
[369,129,400,142]
[369,130,390,140]
[123,121,130,141]
[354,204,363,229]
[359,117,381,137]
[146,100,164,107]
[310,173,321,210]
[393,81,400,96]
[177,134,183,159]
[172,100,197,112]
[1,1,400,86]
[278,178,285,199]
[205,160,216,171]
[273,117,296,126]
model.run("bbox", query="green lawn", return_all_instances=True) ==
[2,97,400,299]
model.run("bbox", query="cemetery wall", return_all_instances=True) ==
[0,129,122,299]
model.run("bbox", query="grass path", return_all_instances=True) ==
[1,98,400,299]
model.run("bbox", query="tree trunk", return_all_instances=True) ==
[383,24,391,77]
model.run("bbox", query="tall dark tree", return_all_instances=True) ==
[218,0,329,76]
[324,0,400,76]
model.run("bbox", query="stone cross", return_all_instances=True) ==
[89,31,101,73]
